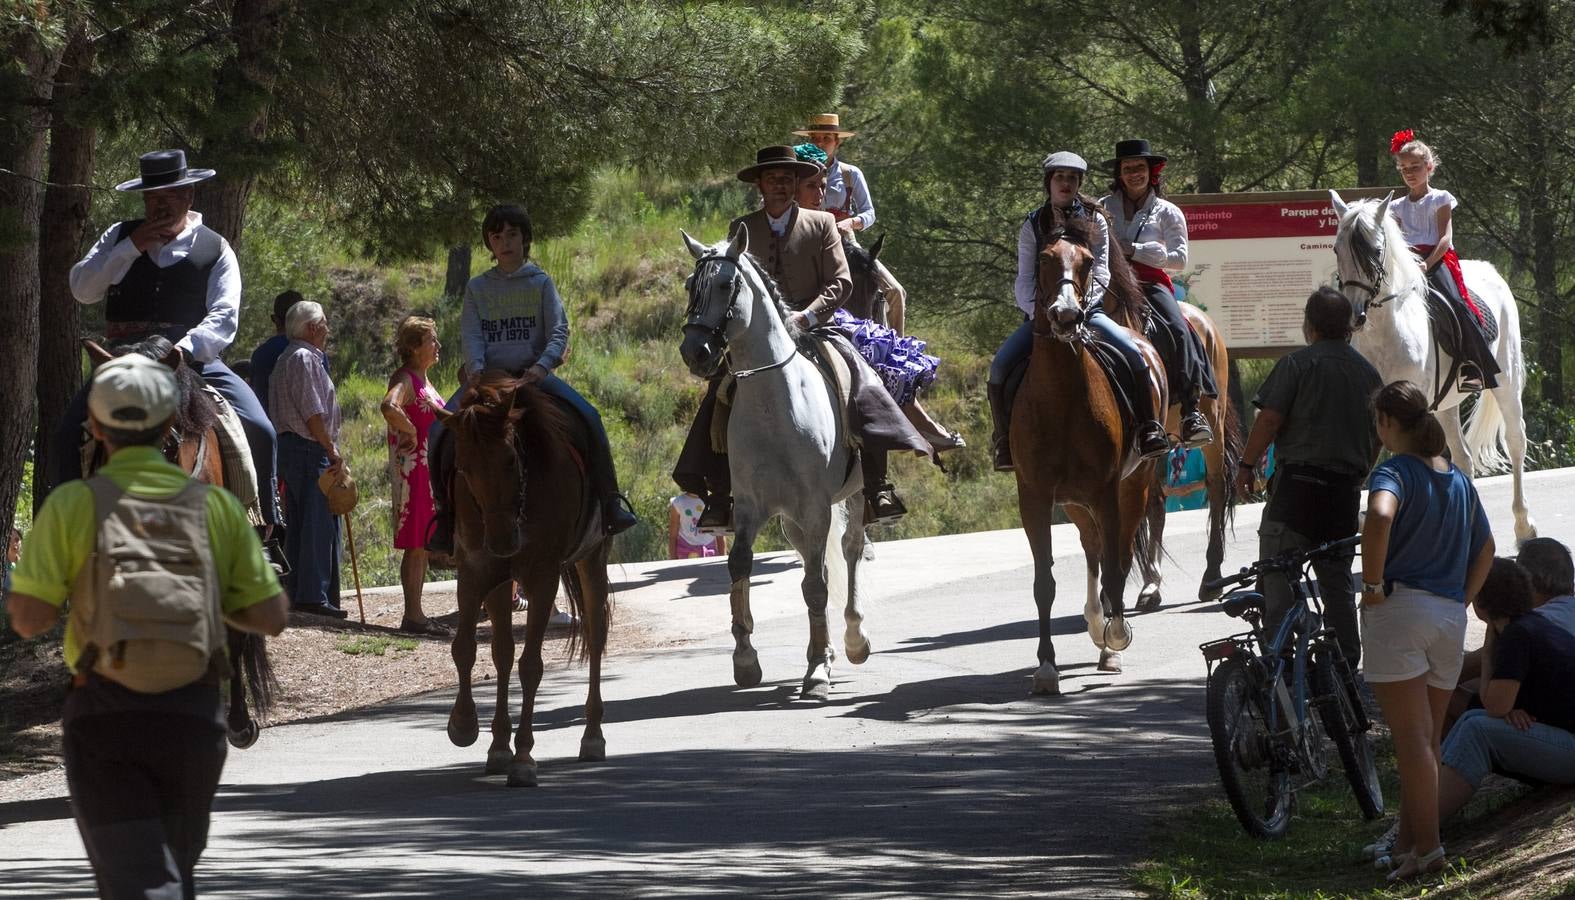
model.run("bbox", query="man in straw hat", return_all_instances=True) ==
[51,149,282,541]
[9,353,287,899]
[794,112,909,334]
[672,146,932,533]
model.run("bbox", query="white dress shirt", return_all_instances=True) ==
[69,211,242,363]
[1102,191,1189,272]
[1015,207,1109,317]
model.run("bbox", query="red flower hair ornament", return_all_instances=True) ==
[1390,129,1416,154]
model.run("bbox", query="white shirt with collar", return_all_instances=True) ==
[1101,191,1188,272]
[68,211,242,364]
[767,207,793,236]
[824,159,876,231]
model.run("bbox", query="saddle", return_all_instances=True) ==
[1003,331,1161,461]
[709,332,858,457]
[1424,284,1499,404]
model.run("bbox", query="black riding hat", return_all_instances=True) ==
[114,149,216,193]
[1103,139,1167,171]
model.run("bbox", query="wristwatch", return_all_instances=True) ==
[1362,581,1384,595]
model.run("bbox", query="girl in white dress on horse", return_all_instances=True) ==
[1389,129,1501,392]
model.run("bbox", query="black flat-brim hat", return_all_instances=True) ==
[114,149,216,192]
[737,145,822,183]
[1102,138,1167,170]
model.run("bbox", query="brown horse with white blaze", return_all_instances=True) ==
[1012,219,1165,695]
[441,373,612,787]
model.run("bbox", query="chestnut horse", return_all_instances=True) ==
[1012,219,1165,695]
[441,373,612,787]
[81,337,275,748]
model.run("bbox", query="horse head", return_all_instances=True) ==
[843,233,886,321]
[679,223,749,378]
[449,372,530,558]
[81,335,214,444]
[1034,227,1095,342]
[1329,189,1402,331]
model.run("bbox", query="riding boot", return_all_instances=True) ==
[258,524,290,578]
[584,432,639,536]
[697,494,733,535]
[1179,388,1214,449]
[987,382,1014,472]
[424,427,457,557]
[862,450,907,524]
[1133,380,1170,460]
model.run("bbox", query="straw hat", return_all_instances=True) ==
[318,466,358,516]
[793,113,857,139]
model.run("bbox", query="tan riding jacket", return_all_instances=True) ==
[731,206,851,322]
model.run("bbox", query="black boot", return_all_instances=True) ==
[603,493,639,536]
[697,495,733,535]
[1179,390,1214,449]
[425,500,456,557]
[862,451,907,524]
[1137,421,1170,460]
[987,382,1013,472]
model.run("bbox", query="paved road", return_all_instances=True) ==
[2,469,1568,898]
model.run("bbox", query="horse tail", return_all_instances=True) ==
[1220,397,1244,527]
[231,631,277,718]
[559,557,614,664]
[1464,389,1509,475]
[1132,485,1164,587]
[822,501,851,615]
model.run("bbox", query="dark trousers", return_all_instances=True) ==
[64,710,227,900]
[278,431,341,608]
[1426,265,1501,388]
[988,314,1158,423]
[1141,282,1218,404]
[1259,518,1361,668]
[49,359,280,526]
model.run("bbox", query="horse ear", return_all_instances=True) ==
[82,338,113,366]
[681,229,708,260]
[159,344,181,370]
[1328,190,1348,218]
[726,220,748,260]
[868,233,885,262]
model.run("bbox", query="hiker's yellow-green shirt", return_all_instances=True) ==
[11,445,281,672]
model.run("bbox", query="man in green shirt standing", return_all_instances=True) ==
[8,353,288,899]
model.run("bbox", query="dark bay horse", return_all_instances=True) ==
[82,337,275,748]
[1011,219,1164,694]
[442,372,612,787]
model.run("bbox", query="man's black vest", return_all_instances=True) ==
[105,220,222,342]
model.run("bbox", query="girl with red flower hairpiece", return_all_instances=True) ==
[1389,129,1501,392]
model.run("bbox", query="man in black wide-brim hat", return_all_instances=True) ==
[50,149,281,537]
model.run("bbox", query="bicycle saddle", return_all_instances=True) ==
[1221,593,1264,619]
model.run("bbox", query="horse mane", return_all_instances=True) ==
[1041,212,1150,329]
[842,236,875,277]
[735,251,804,341]
[1342,199,1426,295]
[452,370,581,464]
[110,336,218,441]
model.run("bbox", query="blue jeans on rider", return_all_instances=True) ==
[988,311,1157,422]
[277,432,341,610]
[48,358,280,527]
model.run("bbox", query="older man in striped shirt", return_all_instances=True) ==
[268,300,346,618]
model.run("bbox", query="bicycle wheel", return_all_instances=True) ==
[1313,651,1384,820]
[1206,656,1294,838]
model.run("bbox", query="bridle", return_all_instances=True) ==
[1032,229,1091,342]
[686,253,794,379]
[1338,214,1400,323]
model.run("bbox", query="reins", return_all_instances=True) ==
[687,253,797,379]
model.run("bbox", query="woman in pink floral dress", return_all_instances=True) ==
[382,315,452,635]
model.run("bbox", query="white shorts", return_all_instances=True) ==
[1359,584,1468,690]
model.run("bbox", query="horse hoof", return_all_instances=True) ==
[1197,581,1223,602]
[506,761,539,788]
[1104,617,1134,652]
[579,737,607,762]
[1031,663,1061,696]
[801,663,832,700]
[733,654,763,688]
[1098,650,1124,673]
[485,749,513,775]
[447,720,480,748]
[845,636,872,665]
[226,720,259,750]
[1136,586,1162,613]
[1516,520,1539,544]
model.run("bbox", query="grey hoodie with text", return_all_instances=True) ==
[460,262,569,376]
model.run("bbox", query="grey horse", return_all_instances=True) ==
[678,224,871,700]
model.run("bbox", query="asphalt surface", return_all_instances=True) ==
[2,468,1568,898]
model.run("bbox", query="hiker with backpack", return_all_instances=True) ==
[7,353,289,899]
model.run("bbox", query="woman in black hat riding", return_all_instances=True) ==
[1100,138,1216,447]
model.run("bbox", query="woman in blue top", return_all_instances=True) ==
[1360,380,1495,881]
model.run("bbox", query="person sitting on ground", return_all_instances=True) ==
[269,301,348,619]
[426,203,639,556]
[380,315,453,636]
[1359,379,1495,881]
[987,150,1170,471]
[1446,536,1575,734]
[793,144,963,454]
[1437,557,1575,828]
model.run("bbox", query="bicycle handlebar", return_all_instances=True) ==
[1202,533,1362,595]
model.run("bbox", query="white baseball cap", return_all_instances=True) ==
[89,354,178,430]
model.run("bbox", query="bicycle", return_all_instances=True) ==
[1198,534,1385,838]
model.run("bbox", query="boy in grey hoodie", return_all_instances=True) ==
[427,204,638,553]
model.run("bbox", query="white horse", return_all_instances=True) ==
[678,224,871,700]
[1330,191,1536,543]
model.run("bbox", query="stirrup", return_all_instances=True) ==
[697,499,733,536]
[604,493,639,536]
[865,486,907,524]
[1457,362,1485,394]
[424,510,456,557]
[991,438,1014,473]
[1179,411,1214,449]
[1137,424,1170,460]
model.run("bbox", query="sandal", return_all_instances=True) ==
[1388,845,1446,881]
[398,617,453,637]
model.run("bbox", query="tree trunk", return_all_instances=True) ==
[1177,2,1224,192]
[1353,112,1379,187]
[0,27,65,540]
[1525,67,1563,408]
[191,0,292,245]
[35,24,97,516]
[444,243,472,301]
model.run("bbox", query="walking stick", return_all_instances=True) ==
[344,514,366,624]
